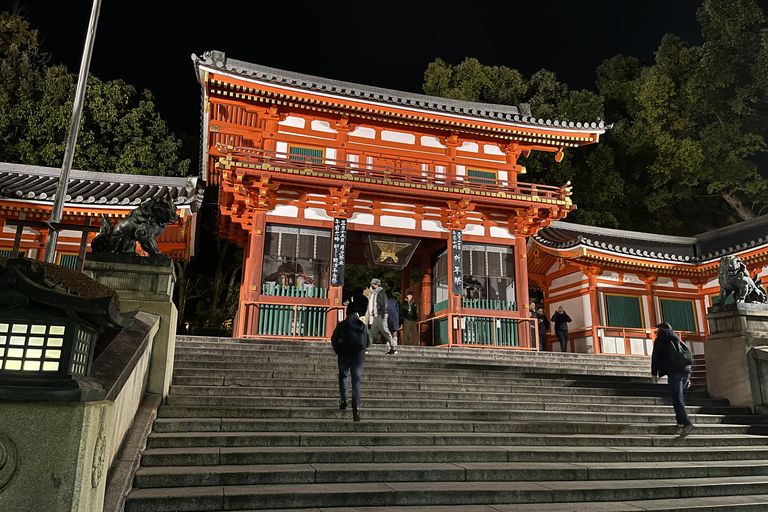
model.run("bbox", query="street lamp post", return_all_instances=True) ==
[43,0,102,264]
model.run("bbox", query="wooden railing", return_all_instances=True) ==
[588,325,707,355]
[239,300,333,339]
[217,145,572,203]
[462,298,517,311]
[262,283,328,299]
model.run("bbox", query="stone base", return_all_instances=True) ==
[705,305,768,410]
[0,400,114,511]
[84,259,177,399]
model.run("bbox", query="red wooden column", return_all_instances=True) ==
[261,107,281,154]
[238,210,267,337]
[581,266,602,354]
[514,236,532,348]
[641,273,659,327]
[420,255,432,346]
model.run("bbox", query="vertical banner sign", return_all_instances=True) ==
[451,229,463,295]
[331,218,347,287]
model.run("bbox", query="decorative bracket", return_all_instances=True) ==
[326,186,360,219]
[443,198,475,230]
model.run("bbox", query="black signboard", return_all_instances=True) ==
[451,229,463,295]
[331,218,347,287]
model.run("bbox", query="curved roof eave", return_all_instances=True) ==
[192,51,611,135]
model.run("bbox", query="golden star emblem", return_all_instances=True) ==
[373,241,412,263]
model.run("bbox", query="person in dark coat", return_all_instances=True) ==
[331,295,372,422]
[536,308,550,351]
[401,291,419,345]
[651,322,694,436]
[528,301,539,348]
[551,306,572,352]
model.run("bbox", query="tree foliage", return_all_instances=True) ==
[0,11,189,176]
[422,0,768,234]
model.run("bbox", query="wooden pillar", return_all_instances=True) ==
[444,134,460,176]
[515,236,532,348]
[237,211,267,337]
[420,254,432,346]
[584,269,602,353]
[642,274,658,327]
[262,107,280,153]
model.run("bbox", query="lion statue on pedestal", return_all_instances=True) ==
[91,196,178,257]
[718,255,767,304]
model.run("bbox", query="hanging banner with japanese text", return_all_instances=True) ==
[451,229,463,295]
[331,218,347,287]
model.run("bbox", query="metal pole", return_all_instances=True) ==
[43,0,102,263]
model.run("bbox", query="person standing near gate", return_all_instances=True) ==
[537,307,550,351]
[551,306,572,352]
[367,278,397,354]
[401,291,419,345]
[651,322,694,436]
[331,296,371,422]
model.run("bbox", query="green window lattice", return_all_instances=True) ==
[466,169,496,184]
[289,146,323,164]
[660,299,696,332]
[605,294,643,328]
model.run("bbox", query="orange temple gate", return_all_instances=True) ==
[193,51,608,346]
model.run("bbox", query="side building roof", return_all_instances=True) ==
[534,217,768,266]
[0,162,203,211]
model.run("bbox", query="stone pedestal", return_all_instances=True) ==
[84,256,177,399]
[705,303,768,410]
[0,401,115,512]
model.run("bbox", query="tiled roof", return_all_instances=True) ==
[192,51,610,132]
[0,162,203,211]
[535,217,768,264]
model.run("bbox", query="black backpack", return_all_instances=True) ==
[668,338,694,370]
[337,318,367,354]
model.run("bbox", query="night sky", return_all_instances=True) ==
[4,1,703,135]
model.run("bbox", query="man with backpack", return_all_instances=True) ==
[331,296,372,422]
[651,322,695,436]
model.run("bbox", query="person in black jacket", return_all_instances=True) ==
[536,308,550,351]
[331,296,372,422]
[401,291,419,345]
[550,306,572,352]
[651,322,694,436]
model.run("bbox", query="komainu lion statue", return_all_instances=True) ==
[718,255,767,304]
[91,196,178,257]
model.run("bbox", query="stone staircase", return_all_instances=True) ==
[125,337,768,511]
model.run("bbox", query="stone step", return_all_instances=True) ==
[145,430,768,449]
[173,353,654,372]
[177,338,655,362]
[124,475,768,511]
[166,495,768,512]
[166,386,731,407]
[160,396,768,425]
[138,445,768,467]
[133,459,768,489]
[150,417,767,436]
[171,365,656,384]
[154,404,767,426]
[168,376,709,398]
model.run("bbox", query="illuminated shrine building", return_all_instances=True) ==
[530,218,768,355]
[192,51,607,346]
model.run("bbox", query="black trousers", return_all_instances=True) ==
[555,330,569,352]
